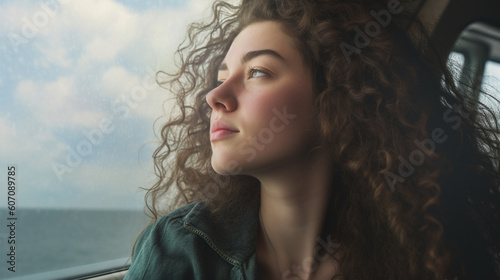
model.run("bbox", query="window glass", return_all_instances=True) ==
[480,60,500,112]
[447,51,466,87]
[0,0,213,279]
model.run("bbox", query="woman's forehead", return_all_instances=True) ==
[220,21,303,68]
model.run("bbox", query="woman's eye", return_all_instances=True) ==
[248,68,268,78]
[215,80,224,87]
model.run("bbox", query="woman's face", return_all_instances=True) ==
[206,21,317,176]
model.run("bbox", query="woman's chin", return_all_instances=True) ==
[211,158,244,176]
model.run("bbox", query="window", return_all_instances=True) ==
[480,60,500,112]
[448,22,500,168]
[449,22,500,102]
[0,1,213,279]
[447,51,466,88]
[449,22,500,100]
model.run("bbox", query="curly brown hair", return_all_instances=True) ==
[142,0,500,279]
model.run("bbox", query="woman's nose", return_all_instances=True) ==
[206,80,238,112]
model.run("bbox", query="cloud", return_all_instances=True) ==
[8,0,212,123]
[64,161,155,195]
[0,114,69,199]
[65,0,141,65]
[0,0,38,33]
[15,76,106,128]
[100,66,141,96]
[36,40,72,68]
[0,0,219,209]
[99,65,170,122]
[0,116,28,159]
[0,114,68,163]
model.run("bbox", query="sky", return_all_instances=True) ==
[0,0,217,209]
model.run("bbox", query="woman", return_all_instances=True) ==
[125,0,500,279]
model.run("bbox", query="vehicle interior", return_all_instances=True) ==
[1,0,499,279]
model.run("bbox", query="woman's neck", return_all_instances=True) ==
[254,147,338,279]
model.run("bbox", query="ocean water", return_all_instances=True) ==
[0,209,150,280]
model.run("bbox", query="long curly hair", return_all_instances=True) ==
[143,0,500,279]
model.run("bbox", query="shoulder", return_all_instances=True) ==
[132,200,210,256]
[149,200,204,233]
[132,201,203,251]
[125,201,258,280]
[124,201,207,279]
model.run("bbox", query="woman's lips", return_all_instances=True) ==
[210,120,239,142]
[210,129,239,141]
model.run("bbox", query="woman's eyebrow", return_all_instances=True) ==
[242,49,286,64]
[218,49,287,71]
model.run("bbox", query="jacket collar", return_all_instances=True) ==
[182,200,259,265]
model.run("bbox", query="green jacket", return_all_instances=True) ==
[124,201,259,279]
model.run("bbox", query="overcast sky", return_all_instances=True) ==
[0,0,216,209]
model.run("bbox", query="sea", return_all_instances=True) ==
[0,208,150,280]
